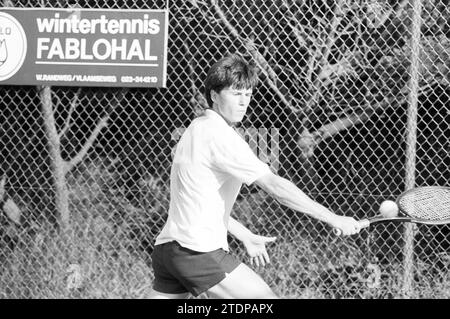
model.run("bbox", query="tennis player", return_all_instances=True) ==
[150,54,362,299]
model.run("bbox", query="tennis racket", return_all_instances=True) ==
[334,186,450,236]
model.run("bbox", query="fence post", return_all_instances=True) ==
[402,0,423,298]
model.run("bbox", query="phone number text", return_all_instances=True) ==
[121,76,158,83]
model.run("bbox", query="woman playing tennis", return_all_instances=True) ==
[150,54,361,299]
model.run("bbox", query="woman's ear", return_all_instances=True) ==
[210,90,218,105]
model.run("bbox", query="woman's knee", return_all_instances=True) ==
[206,263,278,299]
[149,289,190,299]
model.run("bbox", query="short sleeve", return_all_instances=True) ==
[209,128,272,185]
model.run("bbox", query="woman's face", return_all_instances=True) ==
[211,86,253,123]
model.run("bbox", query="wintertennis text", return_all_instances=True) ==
[36,14,161,62]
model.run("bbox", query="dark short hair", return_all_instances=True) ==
[204,54,258,108]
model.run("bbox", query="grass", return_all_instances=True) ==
[0,216,154,299]
[1,216,449,298]
[1,158,449,298]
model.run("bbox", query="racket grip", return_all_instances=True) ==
[332,219,371,236]
[359,219,370,229]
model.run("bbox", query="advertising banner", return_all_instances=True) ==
[0,8,168,87]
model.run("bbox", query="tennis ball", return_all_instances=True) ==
[379,200,399,217]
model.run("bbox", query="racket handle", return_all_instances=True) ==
[359,219,370,229]
[332,219,371,236]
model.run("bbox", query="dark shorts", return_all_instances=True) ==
[151,241,241,297]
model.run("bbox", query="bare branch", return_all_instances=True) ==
[187,0,200,9]
[183,39,208,113]
[299,75,441,159]
[317,51,358,85]
[0,175,5,200]
[187,0,208,9]
[59,88,82,139]
[306,51,318,88]
[317,112,372,140]
[320,0,345,71]
[64,114,109,173]
[52,90,63,112]
[298,101,382,159]
[366,0,409,29]
[209,0,299,112]
[306,0,346,109]
[281,1,309,48]
[243,39,277,84]
[65,90,126,173]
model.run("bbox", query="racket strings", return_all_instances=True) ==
[399,188,450,221]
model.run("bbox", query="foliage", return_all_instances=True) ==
[0,158,160,298]
[2,158,450,298]
[0,216,154,299]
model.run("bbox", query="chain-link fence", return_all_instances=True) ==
[0,0,449,298]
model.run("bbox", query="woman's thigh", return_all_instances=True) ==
[149,289,191,299]
[206,263,278,299]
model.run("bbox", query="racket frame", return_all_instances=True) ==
[334,186,450,235]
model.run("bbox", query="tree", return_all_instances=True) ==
[182,0,449,189]
[39,86,121,227]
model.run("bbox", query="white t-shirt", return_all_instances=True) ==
[155,109,271,252]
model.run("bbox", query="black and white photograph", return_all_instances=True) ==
[0,0,449,307]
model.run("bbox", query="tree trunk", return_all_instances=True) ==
[39,86,70,229]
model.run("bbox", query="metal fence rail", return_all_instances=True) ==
[0,0,449,298]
